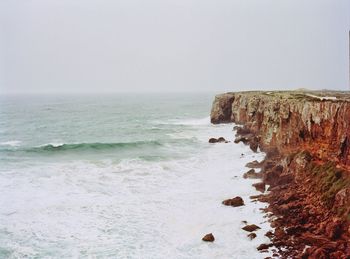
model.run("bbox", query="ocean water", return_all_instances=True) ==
[0,94,271,259]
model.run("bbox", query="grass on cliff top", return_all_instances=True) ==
[233,90,350,102]
[306,161,350,218]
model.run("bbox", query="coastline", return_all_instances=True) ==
[210,90,350,258]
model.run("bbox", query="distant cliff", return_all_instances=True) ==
[211,91,350,258]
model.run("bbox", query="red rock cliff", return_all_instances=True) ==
[211,91,350,258]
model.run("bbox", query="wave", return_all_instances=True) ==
[0,141,162,154]
[32,141,163,153]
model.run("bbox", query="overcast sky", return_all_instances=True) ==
[0,0,349,94]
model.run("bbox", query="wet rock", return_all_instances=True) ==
[209,138,218,143]
[202,233,215,242]
[243,169,261,179]
[246,160,263,169]
[248,233,257,240]
[217,137,226,142]
[208,137,228,143]
[253,182,266,193]
[222,196,244,207]
[257,243,272,251]
[242,224,261,232]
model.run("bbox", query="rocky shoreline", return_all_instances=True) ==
[210,91,350,258]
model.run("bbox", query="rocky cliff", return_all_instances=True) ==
[211,91,350,258]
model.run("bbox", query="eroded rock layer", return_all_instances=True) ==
[211,91,350,258]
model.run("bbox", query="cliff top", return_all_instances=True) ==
[222,90,350,102]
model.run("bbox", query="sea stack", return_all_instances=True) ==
[210,90,350,258]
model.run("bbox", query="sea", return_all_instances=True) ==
[0,93,271,259]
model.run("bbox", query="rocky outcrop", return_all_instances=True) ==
[211,90,350,258]
[211,91,350,167]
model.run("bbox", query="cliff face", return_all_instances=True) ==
[211,91,350,167]
[211,91,350,258]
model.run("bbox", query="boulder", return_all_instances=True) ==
[202,233,215,242]
[242,224,261,232]
[209,137,228,143]
[222,196,244,207]
[209,138,218,143]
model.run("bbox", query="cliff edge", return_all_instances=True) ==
[211,91,350,258]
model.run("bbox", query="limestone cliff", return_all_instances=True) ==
[211,91,350,167]
[211,91,350,258]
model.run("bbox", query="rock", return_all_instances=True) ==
[210,93,235,124]
[208,138,218,143]
[222,196,244,207]
[243,169,261,179]
[257,243,272,251]
[246,160,263,169]
[208,137,227,143]
[248,233,257,240]
[202,233,215,242]
[242,224,261,232]
[253,182,266,193]
[217,137,226,142]
[236,127,251,135]
[210,91,350,257]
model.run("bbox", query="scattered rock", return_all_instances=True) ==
[222,196,244,207]
[242,224,261,232]
[243,169,261,179]
[253,182,266,193]
[217,137,226,142]
[209,138,218,143]
[202,233,215,242]
[209,137,228,143]
[257,243,272,251]
[248,233,257,240]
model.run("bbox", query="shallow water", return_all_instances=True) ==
[0,94,271,258]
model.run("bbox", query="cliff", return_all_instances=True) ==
[210,91,350,258]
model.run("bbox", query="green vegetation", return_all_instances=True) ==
[306,161,350,212]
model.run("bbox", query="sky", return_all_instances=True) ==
[0,0,349,94]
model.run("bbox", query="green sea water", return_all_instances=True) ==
[0,93,271,259]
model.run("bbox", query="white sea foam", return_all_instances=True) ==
[170,116,211,125]
[154,116,211,126]
[0,123,271,258]
[0,140,22,147]
[38,143,65,147]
